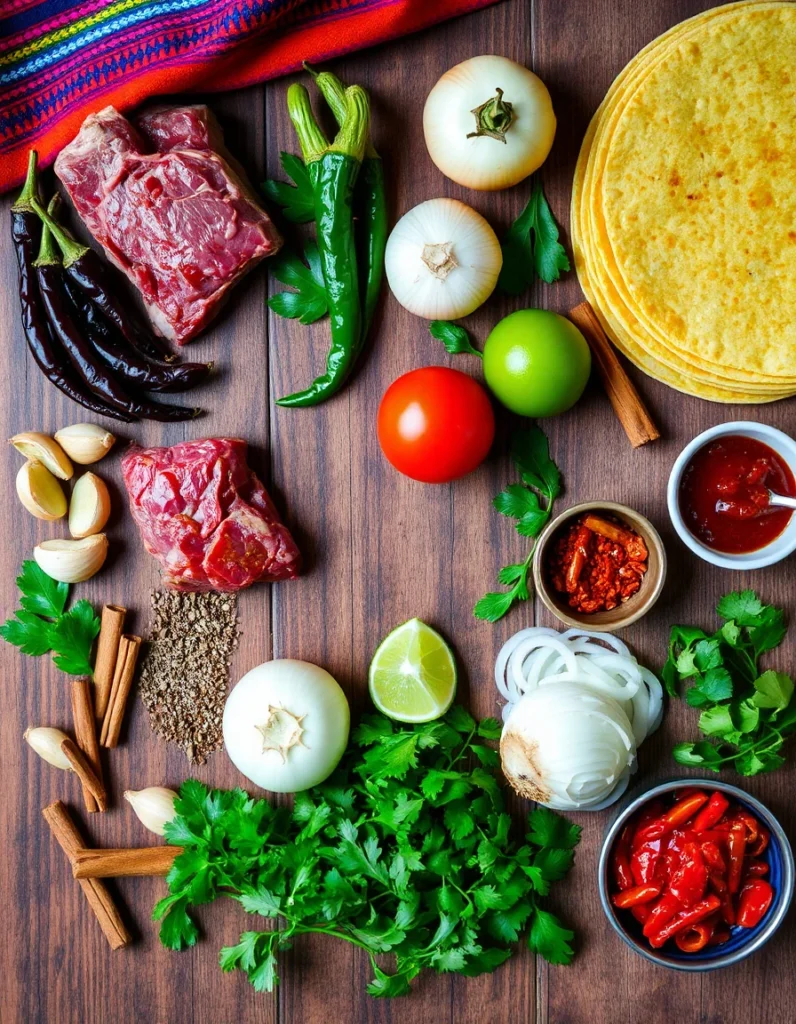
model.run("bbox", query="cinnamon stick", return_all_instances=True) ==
[61,737,107,811]
[42,801,130,950]
[72,846,183,879]
[71,677,104,813]
[93,605,126,720]
[568,301,660,448]
[100,634,142,748]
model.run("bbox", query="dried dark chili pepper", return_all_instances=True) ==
[64,278,213,393]
[34,209,200,423]
[30,198,177,364]
[11,153,134,422]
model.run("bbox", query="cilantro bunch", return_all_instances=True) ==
[0,561,100,676]
[154,707,580,996]
[664,590,794,776]
[474,427,562,622]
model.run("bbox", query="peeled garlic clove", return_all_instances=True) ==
[24,726,73,770]
[68,472,111,538]
[16,460,67,520]
[124,787,178,836]
[9,431,73,480]
[54,423,116,465]
[34,534,108,583]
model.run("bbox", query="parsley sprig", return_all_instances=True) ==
[428,321,482,358]
[474,427,561,622]
[0,560,100,676]
[664,590,794,776]
[267,241,328,325]
[262,152,315,223]
[153,707,580,996]
[498,175,570,296]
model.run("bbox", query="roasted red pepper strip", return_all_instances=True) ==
[675,922,713,953]
[612,825,635,891]
[733,810,760,843]
[634,793,709,845]
[642,895,681,938]
[648,895,721,949]
[668,841,708,908]
[749,829,769,857]
[727,823,747,894]
[701,841,726,873]
[612,883,661,908]
[696,829,730,844]
[744,860,769,878]
[708,925,732,947]
[737,880,774,928]
[691,792,730,833]
[630,904,652,924]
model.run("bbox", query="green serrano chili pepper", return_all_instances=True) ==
[307,66,388,349]
[276,84,370,407]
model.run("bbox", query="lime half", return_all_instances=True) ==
[369,618,457,723]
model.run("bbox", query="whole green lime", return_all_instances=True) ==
[483,309,591,417]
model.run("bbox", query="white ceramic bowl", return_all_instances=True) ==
[667,421,796,570]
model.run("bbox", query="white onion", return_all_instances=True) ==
[500,683,636,810]
[223,660,350,793]
[384,198,502,320]
[494,626,664,810]
[423,55,556,191]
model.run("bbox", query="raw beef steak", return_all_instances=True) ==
[121,438,301,592]
[55,105,281,344]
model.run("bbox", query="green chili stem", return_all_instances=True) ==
[286,84,328,165]
[33,197,62,267]
[305,64,379,159]
[30,197,88,267]
[329,86,370,164]
[12,150,38,213]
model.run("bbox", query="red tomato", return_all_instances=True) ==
[377,367,495,483]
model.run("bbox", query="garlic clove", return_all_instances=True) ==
[9,431,73,480]
[34,534,108,583]
[124,787,178,836]
[16,460,67,520]
[24,726,73,770]
[68,472,111,538]
[54,423,116,465]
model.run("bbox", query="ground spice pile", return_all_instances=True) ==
[138,591,240,763]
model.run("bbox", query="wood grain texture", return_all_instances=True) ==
[1,2,794,1022]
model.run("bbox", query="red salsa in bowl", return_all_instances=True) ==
[678,435,795,554]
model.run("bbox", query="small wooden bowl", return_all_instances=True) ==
[532,500,667,632]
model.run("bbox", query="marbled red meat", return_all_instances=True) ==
[121,438,301,592]
[55,105,281,344]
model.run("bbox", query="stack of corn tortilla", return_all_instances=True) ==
[571,0,796,403]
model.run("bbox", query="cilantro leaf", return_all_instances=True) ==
[268,242,328,325]
[262,152,315,223]
[698,704,735,737]
[716,590,764,626]
[50,600,100,675]
[476,427,561,623]
[477,717,502,740]
[156,896,199,950]
[672,741,723,770]
[16,560,68,617]
[528,909,575,965]
[0,610,53,656]
[752,671,794,713]
[511,428,561,499]
[1,564,99,675]
[528,807,582,850]
[428,321,482,357]
[498,176,570,295]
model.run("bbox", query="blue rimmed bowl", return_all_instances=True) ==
[598,779,794,971]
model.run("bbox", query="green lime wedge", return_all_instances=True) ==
[368,618,457,723]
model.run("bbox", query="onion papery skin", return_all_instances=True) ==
[423,55,556,191]
[384,198,502,320]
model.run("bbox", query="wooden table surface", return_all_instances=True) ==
[1,1,794,1021]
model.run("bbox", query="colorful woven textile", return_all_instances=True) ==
[0,0,499,193]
